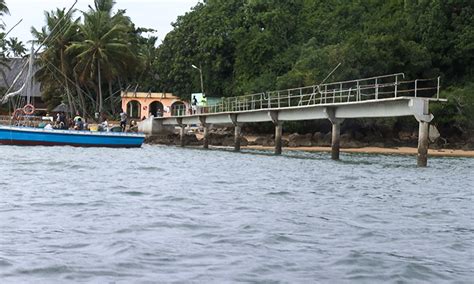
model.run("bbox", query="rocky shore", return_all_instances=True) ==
[145,127,474,156]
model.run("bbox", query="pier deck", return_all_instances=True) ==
[141,73,445,167]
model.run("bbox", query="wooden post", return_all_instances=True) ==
[417,121,429,167]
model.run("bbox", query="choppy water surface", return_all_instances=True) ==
[0,145,473,283]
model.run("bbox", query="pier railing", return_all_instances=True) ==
[171,73,441,116]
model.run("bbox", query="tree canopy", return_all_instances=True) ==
[153,0,474,133]
[1,0,473,132]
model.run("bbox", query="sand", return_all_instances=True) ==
[193,133,474,157]
[243,145,474,158]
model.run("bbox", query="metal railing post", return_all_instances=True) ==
[394,76,398,98]
[356,81,360,101]
[339,83,343,103]
[415,79,418,97]
[375,78,379,100]
[437,77,440,100]
[324,85,328,104]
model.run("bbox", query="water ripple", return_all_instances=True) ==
[0,145,472,282]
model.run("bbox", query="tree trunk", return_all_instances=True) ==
[97,59,103,122]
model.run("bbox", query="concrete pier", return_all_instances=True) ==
[331,121,341,160]
[179,125,185,147]
[202,125,209,149]
[275,123,283,155]
[269,111,282,155]
[234,124,242,152]
[143,74,443,167]
[417,121,429,167]
[199,117,209,149]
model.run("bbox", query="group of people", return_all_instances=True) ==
[191,95,207,114]
[39,111,132,132]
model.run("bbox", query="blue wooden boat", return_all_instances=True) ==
[0,125,145,148]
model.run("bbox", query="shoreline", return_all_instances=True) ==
[148,133,474,158]
[242,145,474,158]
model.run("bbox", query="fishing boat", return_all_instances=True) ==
[0,4,145,148]
[0,125,144,148]
[0,53,145,148]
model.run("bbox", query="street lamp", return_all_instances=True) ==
[191,64,204,96]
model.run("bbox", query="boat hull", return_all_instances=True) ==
[0,126,145,148]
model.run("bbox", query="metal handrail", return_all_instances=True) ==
[170,74,441,117]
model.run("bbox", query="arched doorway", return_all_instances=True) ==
[149,101,164,117]
[127,100,141,118]
[171,101,186,116]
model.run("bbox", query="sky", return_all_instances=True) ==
[3,0,200,45]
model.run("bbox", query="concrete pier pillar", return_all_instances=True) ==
[275,122,283,155]
[179,125,185,147]
[234,124,241,152]
[203,125,209,149]
[331,121,341,160]
[417,121,429,167]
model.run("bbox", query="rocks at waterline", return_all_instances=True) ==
[144,124,474,150]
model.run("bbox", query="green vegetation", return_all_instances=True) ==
[154,0,473,137]
[30,0,149,118]
[0,0,472,137]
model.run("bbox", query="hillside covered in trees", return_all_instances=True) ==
[1,0,473,145]
[154,0,473,142]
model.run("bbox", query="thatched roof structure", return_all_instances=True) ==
[0,57,42,98]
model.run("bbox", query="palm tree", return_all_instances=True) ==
[0,0,9,30]
[0,1,11,96]
[66,3,137,118]
[6,37,26,57]
[32,8,82,115]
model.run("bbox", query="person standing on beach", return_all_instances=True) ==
[120,110,128,132]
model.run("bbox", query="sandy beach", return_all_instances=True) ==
[243,145,474,158]
[191,133,474,157]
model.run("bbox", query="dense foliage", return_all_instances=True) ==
[29,0,151,119]
[1,0,473,135]
[154,0,474,134]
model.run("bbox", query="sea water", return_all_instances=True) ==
[0,145,473,283]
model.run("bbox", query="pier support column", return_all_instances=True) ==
[203,125,209,149]
[234,124,242,152]
[331,121,341,160]
[199,116,209,149]
[179,125,186,147]
[417,121,429,167]
[325,108,344,161]
[177,118,185,147]
[229,114,241,152]
[275,122,283,155]
[269,111,282,155]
